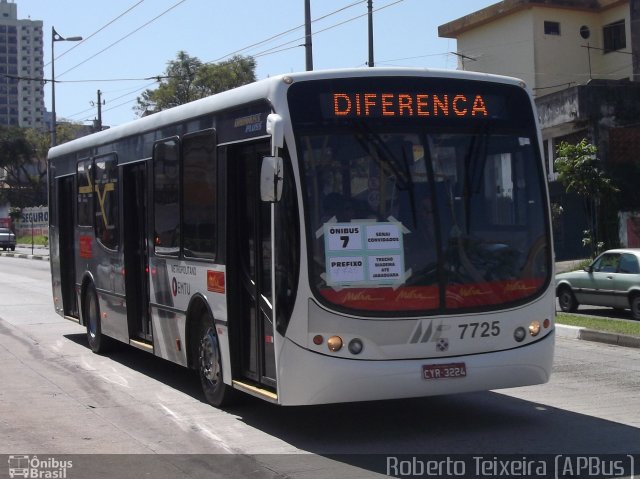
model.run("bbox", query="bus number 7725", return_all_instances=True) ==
[458,321,501,340]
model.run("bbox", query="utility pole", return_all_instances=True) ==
[91,90,105,132]
[304,0,313,71]
[367,0,374,67]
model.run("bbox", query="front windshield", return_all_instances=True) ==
[290,78,551,314]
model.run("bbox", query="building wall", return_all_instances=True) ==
[17,18,44,129]
[531,8,601,94]
[448,2,632,97]
[595,3,632,80]
[0,0,44,129]
[455,9,537,89]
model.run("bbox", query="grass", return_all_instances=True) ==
[557,312,640,337]
[16,234,48,246]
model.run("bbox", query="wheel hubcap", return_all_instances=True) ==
[88,296,98,338]
[200,328,220,384]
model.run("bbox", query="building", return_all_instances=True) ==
[439,0,640,260]
[439,0,635,96]
[0,0,44,129]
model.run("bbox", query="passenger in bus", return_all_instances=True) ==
[322,192,356,223]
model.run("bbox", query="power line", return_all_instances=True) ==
[246,0,404,62]
[43,1,402,85]
[63,1,402,119]
[65,81,157,120]
[53,0,406,124]
[1,72,169,84]
[207,0,366,64]
[47,0,146,68]
[57,0,189,78]
[373,51,453,66]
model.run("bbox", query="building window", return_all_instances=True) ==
[544,21,561,35]
[603,20,626,53]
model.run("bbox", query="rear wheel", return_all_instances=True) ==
[84,284,112,353]
[630,295,640,321]
[558,287,578,313]
[198,315,234,407]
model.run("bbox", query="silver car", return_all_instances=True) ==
[556,248,640,320]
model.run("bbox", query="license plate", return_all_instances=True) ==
[422,362,467,380]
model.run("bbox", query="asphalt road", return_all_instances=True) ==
[1,255,639,479]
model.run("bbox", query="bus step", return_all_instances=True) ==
[129,338,153,352]
[232,380,278,403]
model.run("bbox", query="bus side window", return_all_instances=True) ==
[94,154,119,250]
[153,138,181,256]
[182,129,217,259]
[77,158,93,227]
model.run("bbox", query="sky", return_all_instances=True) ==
[15,0,498,128]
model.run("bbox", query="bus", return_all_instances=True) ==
[48,68,555,407]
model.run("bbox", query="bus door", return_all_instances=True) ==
[122,162,151,341]
[57,175,78,317]
[229,141,277,388]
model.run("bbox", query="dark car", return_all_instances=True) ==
[556,248,640,320]
[0,227,16,251]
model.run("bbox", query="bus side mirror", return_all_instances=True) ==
[266,113,284,152]
[260,156,283,202]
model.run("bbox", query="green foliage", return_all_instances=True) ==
[554,139,618,257]
[8,206,21,220]
[135,52,257,116]
[0,126,42,207]
[554,139,618,197]
[16,234,48,246]
[0,124,83,208]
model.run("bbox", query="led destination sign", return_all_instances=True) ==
[332,92,489,118]
[287,77,529,125]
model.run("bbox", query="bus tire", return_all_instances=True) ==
[197,315,234,407]
[84,284,111,354]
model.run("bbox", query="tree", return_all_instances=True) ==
[0,126,43,207]
[554,139,618,257]
[135,52,256,116]
[0,124,82,208]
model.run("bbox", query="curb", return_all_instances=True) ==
[0,251,49,261]
[556,324,640,349]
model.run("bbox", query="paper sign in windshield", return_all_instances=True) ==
[323,221,405,288]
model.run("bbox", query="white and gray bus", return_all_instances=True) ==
[48,68,555,407]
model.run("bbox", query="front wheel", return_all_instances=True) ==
[630,295,640,321]
[198,316,234,407]
[558,287,578,313]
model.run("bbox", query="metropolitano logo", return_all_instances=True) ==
[7,455,73,478]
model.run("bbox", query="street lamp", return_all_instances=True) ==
[51,27,82,147]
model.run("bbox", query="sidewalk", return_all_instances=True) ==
[0,243,49,261]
